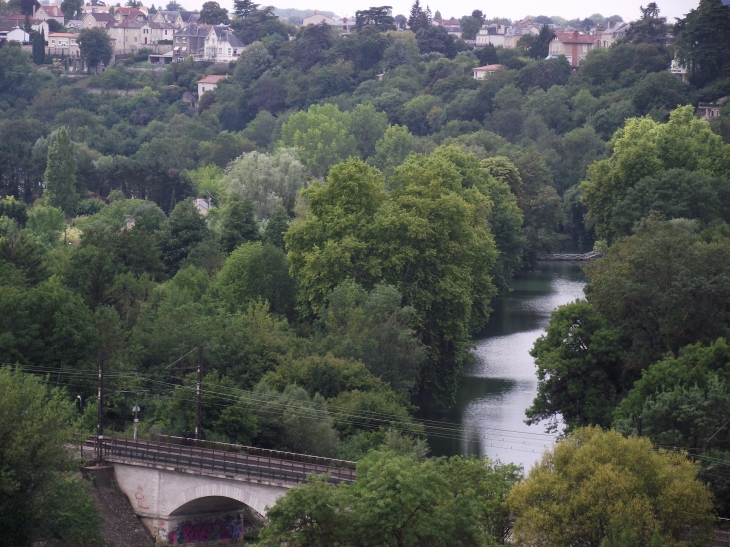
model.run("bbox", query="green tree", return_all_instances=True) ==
[233,0,259,17]
[287,157,498,402]
[315,280,426,393]
[32,28,45,65]
[44,126,77,217]
[581,106,730,243]
[279,104,359,178]
[263,205,289,250]
[76,27,113,73]
[223,148,308,219]
[407,0,430,32]
[232,40,273,86]
[214,241,297,318]
[199,1,229,23]
[60,0,83,20]
[368,124,414,178]
[355,6,396,31]
[584,219,730,367]
[0,368,102,547]
[623,2,668,46]
[506,427,715,547]
[459,16,481,40]
[673,0,730,86]
[527,300,626,431]
[220,195,260,253]
[156,198,211,274]
[347,103,389,160]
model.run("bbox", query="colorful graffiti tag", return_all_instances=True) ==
[167,518,243,544]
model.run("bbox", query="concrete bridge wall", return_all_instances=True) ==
[111,462,289,544]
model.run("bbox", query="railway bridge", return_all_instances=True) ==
[87,436,356,545]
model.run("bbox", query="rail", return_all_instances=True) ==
[90,436,357,485]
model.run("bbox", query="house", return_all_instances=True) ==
[472,63,503,80]
[476,23,507,47]
[82,12,116,29]
[33,5,65,25]
[669,59,688,83]
[46,32,80,57]
[110,20,176,53]
[502,22,541,48]
[179,11,201,25]
[599,21,628,47]
[300,13,335,26]
[181,90,197,108]
[549,30,600,67]
[82,5,112,14]
[66,19,84,32]
[31,20,50,38]
[194,197,211,215]
[173,23,210,60]
[433,18,461,37]
[113,7,147,24]
[5,26,30,42]
[203,25,245,62]
[152,10,183,26]
[197,74,227,96]
[697,97,727,120]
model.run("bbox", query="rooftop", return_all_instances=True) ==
[197,74,228,84]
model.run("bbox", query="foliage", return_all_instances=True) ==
[220,195,259,252]
[214,241,296,318]
[44,126,78,217]
[77,27,114,72]
[199,0,229,24]
[507,427,715,547]
[157,198,211,274]
[0,368,102,547]
[623,2,668,46]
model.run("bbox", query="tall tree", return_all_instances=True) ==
[76,27,113,73]
[407,0,430,32]
[673,0,730,86]
[220,195,260,253]
[60,0,83,21]
[233,0,259,17]
[199,1,229,24]
[44,126,77,217]
[623,2,667,46]
[32,28,45,65]
[355,6,396,31]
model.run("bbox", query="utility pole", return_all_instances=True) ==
[195,346,202,440]
[96,349,104,463]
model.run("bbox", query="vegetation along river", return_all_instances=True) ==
[423,262,586,470]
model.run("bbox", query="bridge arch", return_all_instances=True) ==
[163,483,269,517]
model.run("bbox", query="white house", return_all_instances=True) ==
[33,4,65,25]
[197,74,227,96]
[6,27,30,42]
[203,25,244,62]
[472,64,503,80]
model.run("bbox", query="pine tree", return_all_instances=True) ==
[221,196,260,253]
[44,126,78,217]
[263,205,290,250]
[32,29,45,65]
[408,0,431,31]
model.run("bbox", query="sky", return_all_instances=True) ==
[177,0,700,25]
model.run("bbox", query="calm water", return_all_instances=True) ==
[423,262,586,471]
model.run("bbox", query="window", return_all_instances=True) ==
[228,48,231,54]
[164,30,168,35]
[582,44,588,52]
[134,37,137,42]
[202,86,205,92]
[218,47,222,53]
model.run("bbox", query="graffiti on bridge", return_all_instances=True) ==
[167,517,244,544]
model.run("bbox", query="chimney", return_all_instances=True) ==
[573,29,578,40]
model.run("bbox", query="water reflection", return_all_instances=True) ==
[424,262,586,470]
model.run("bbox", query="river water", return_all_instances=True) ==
[424,262,586,471]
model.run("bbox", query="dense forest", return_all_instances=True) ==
[2,0,730,544]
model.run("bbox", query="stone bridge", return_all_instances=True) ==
[87,436,356,545]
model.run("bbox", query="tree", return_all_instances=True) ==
[44,126,77,217]
[315,280,426,392]
[623,2,667,47]
[347,103,389,160]
[233,0,258,17]
[507,427,715,547]
[223,148,308,219]
[165,0,182,9]
[673,0,730,87]
[220,195,260,253]
[32,28,45,65]
[199,1,229,24]
[232,40,272,86]
[460,16,481,40]
[156,198,211,274]
[0,368,102,547]
[286,157,498,402]
[368,124,414,178]
[584,219,730,368]
[526,301,625,431]
[76,27,113,73]
[471,9,485,23]
[355,6,396,31]
[263,205,289,250]
[60,0,83,21]
[581,106,730,243]
[415,26,456,57]
[407,0,430,32]
[279,104,359,178]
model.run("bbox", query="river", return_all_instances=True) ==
[423,262,586,471]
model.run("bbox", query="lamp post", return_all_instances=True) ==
[133,404,141,440]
